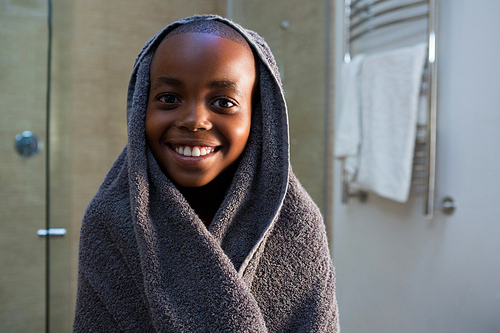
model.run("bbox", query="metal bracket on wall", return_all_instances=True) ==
[341,159,369,204]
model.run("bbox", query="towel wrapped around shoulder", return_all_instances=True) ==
[73,15,339,333]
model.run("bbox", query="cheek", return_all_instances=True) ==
[145,107,166,142]
[226,114,251,151]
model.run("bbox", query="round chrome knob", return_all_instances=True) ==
[14,131,43,157]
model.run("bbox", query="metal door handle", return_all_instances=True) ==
[37,228,67,237]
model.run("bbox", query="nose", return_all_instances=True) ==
[176,102,212,131]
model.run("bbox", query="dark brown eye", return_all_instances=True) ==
[159,94,180,104]
[213,98,235,108]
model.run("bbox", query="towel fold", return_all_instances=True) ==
[356,42,428,202]
[334,54,366,180]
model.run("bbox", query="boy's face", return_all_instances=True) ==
[145,32,256,187]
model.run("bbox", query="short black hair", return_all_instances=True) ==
[164,19,252,53]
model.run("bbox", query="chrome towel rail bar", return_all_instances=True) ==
[341,0,438,218]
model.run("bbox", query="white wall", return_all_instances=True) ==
[332,1,500,332]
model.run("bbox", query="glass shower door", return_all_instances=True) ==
[0,1,49,331]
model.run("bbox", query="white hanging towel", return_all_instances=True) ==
[355,43,428,202]
[334,54,366,181]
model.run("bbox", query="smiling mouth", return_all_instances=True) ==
[170,144,219,157]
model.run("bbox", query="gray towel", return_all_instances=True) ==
[73,15,339,333]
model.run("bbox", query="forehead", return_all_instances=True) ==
[164,20,252,51]
[150,33,256,85]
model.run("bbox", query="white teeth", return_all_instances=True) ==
[175,146,214,156]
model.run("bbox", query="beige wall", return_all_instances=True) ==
[231,0,333,219]
[1,0,225,331]
[2,1,333,330]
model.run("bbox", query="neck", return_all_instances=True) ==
[175,165,237,228]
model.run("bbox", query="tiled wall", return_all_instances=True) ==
[1,0,225,331]
[232,0,333,218]
[1,1,332,330]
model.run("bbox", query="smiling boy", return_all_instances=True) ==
[146,30,255,189]
[74,16,339,332]
[145,28,256,225]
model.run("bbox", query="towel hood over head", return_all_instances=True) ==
[74,15,339,333]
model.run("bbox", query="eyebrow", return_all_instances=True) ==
[208,80,244,99]
[151,77,182,91]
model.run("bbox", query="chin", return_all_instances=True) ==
[170,176,213,188]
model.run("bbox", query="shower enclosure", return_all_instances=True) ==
[0,0,331,331]
[0,0,227,331]
[1,2,56,331]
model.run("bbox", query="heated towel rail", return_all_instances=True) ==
[341,0,438,218]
